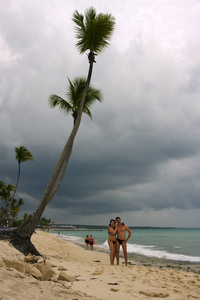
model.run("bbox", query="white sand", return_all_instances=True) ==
[0,230,199,299]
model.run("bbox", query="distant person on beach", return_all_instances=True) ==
[115,216,132,266]
[85,235,90,249]
[89,235,94,250]
[107,219,118,265]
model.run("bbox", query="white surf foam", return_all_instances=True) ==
[127,243,200,262]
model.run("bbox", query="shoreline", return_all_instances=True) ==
[56,234,200,274]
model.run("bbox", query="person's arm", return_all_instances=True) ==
[107,226,113,235]
[108,226,117,235]
[113,227,118,234]
[125,225,132,242]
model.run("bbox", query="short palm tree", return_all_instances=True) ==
[49,77,102,125]
[12,146,34,200]
[3,7,115,256]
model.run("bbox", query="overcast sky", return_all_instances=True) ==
[0,0,200,227]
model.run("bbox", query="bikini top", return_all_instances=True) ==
[108,232,115,236]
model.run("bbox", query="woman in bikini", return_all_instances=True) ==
[107,219,118,265]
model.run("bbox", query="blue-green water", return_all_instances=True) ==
[50,226,200,263]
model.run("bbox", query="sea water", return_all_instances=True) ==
[50,226,200,263]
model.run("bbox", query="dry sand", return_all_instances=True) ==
[0,230,200,299]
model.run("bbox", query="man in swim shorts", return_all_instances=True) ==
[85,235,90,249]
[115,216,132,266]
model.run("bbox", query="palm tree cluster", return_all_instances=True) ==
[0,181,24,227]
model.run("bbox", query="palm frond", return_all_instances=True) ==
[50,77,102,121]
[72,11,85,54]
[83,106,92,119]
[66,77,85,108]
[91,14,115,53]
[85,7,96,23]
[49,94,72,114]
[72,10,85,31]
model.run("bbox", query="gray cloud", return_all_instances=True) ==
[0,0,200,227]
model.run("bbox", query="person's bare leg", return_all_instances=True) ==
[116,241,120,265]
[112,244,116,264]
[110,246,115,264]
[108,240,115,264]
[114,244,116,264]
[122,242,128,265]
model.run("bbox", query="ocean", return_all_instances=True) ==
[50,225,200,264]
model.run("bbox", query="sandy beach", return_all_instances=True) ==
[0,231,200,300]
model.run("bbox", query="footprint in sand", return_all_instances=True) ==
[91,270,104,275]
[139,290,169,298]
[110,288,119,292]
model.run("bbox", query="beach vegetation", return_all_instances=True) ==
[0,7,115,256]
[12,213,32,227]
[39,217,52,227]
[0,181,24,227]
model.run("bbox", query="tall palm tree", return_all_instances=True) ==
[1,7,115,256]
[12,146,34,200]
[49,77,102,126]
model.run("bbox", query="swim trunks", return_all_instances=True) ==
[89,241,94,245]
[117,238,125,245]
[85,240,89,244]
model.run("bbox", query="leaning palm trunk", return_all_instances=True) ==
[48,148,72,202]
[12,162,20,200]
[0,56,95,255]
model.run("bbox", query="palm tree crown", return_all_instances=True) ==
[13,146,33,200]
[73,7,115,58]
[49,77,102,125]
[15,146,34,164]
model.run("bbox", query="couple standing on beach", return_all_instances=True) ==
[85,235,94,250]
[107,217,132,266]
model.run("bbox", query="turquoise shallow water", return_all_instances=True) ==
[50,226,200,263]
